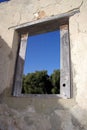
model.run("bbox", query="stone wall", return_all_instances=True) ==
[0,0,87,130]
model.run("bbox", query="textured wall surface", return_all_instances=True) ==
[0,0,87,130]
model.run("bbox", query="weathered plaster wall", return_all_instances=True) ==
[0,0,87,130]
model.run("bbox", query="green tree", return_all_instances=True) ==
[50,69,60,94]
[22,69,60,94]
[22,70,53,94]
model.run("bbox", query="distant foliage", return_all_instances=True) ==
[50,70,60,94]
[22,70,60,94]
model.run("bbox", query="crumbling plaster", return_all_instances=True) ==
[0,0,87,130]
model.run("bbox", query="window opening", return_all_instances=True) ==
[22,30,60,94]
[13,17,71,98]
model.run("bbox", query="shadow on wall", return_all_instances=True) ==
[0,35,12,96]
[0,31,19,97]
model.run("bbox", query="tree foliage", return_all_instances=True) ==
[22,70,60,94]
[50,70,60,94]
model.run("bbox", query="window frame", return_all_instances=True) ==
[12,15,71,98]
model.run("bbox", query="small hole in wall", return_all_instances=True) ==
[63,83,66,87]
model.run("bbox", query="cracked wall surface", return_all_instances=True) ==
[0,0,87,130]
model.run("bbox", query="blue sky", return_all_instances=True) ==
[23,30,60,75]
[0,0,9,2]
